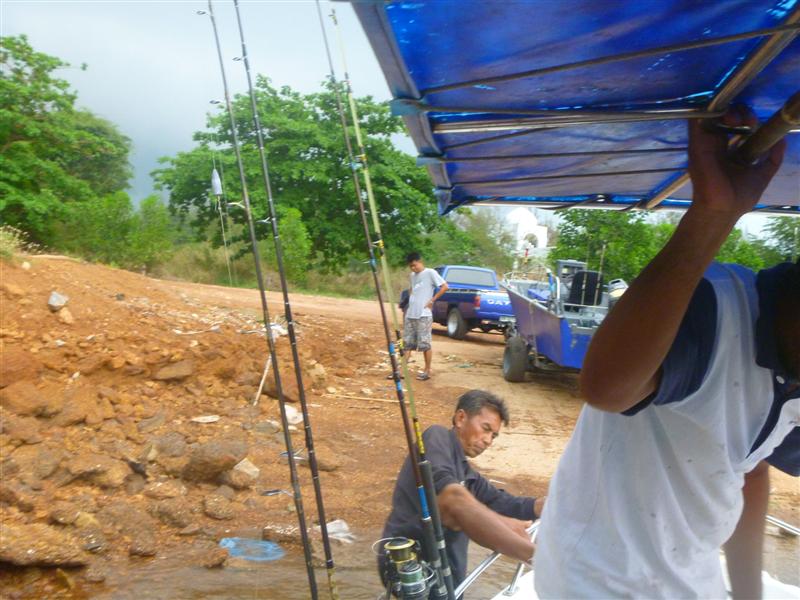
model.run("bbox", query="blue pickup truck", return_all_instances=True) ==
[402,265,515,340]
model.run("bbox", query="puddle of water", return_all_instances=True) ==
[89,545,521,600]
[91,537,797,599]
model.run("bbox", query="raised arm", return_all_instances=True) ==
[580,109,785,413]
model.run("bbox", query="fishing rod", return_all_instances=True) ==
[231,1,338,597]
[318,5,454,599]
[200,3,318,598]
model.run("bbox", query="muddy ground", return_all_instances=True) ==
[0,256,797,598]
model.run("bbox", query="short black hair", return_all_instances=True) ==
[406,252,422,265]
[453,390,509,426]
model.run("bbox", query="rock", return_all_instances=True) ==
[214,484,236,500]
[261,523,300,545]
[76,355,109,375]
[128,532,157,557]
[21,261,31,270]
[220,458,260,490]
[200,545,228,569]
[98,502,157,554]
[179,524,201,536]
[308,444,341,473]
[74,511,101,530]
[0,349,42,388]
[2,414,43,445]
[284,404,303,425]
[0,523,88,566]
[8,444,64,479]
[2,282,24,296]
[0,481,36,512]
[125,473,147,495]
[84,562,108,583]
[58,307,75,325]
[153,360,194,382]
[49,502,81,525]
[234,457,260,479]
[305,362,327,387]
[203,494,235,520]
[154,432,187,457]
[65,454,131,489]
[153,498,194,529]
[75,526,108,554]
[156,455,190,478]
[254,419,281,434]
[0,381,63,417]
[143,479,186,500]
[181,439,248,482]
[56,385,101,426]
[48,291,69,312]
[137,412,165,433]
[262,367,300,402]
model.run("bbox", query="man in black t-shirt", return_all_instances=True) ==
[380,390,543,588]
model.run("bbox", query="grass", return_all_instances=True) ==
[151,241,409,301]
[0,225,38,261]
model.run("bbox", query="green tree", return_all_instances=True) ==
[256,205,311,284]
[153,78,440,271]
[128,195,174,271]
[0,35,131,243]
[54,191,135,264]
[763,217,800,261]
[549,210,663,282]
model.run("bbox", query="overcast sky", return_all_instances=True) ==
[2,0,399,201]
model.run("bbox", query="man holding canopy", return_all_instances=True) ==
[535,107,799,599]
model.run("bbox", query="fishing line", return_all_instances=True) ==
[200,3,318,598]
[231,1,338,597]
[318,4,454,598]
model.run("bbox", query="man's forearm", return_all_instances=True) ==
[439,485,533,562]
[724,462,769,600]
[580,207,738,412]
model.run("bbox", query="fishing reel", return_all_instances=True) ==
[377,537,436,600]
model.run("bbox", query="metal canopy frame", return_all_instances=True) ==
[349,0,800,217]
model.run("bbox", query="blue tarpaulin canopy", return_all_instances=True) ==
[348,0,800,215]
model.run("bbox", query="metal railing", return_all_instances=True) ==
[454,522,539,599]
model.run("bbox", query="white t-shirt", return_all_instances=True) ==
[535,264,799,599]
[407,268,445,319]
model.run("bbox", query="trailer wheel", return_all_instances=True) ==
[503,335,528,382]
[447,308,468,340]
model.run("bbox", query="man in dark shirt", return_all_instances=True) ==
[381,390,543,589]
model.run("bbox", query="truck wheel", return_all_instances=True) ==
[503,335,528,382]
[447,308,468,340]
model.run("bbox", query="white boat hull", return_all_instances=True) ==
[490,566,800,599]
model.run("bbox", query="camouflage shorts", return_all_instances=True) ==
[403,316,433,352]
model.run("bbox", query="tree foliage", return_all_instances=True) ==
[763,217,800,261]
[0,35,131,243]
[549,211,664,282]
[153,78,441,271]
[551,209,794,282]
[53,192,173,271]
